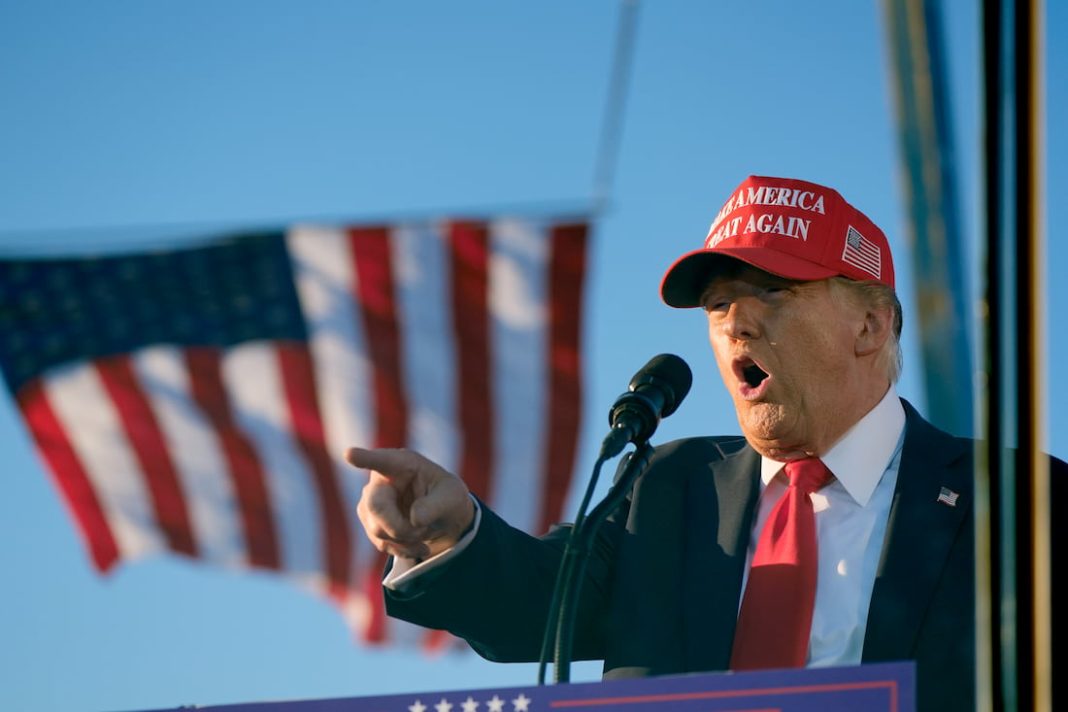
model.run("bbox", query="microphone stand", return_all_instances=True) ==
[537,440,655,684]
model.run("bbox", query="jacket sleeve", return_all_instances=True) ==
[383,497,625,663]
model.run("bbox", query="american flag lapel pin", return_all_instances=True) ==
[937,486,960,507]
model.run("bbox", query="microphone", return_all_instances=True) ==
[599,353,692,458]
[539,353,692,685]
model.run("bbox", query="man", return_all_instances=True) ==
[349,175,1063,712]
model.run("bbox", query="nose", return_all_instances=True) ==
[716,299,762,340]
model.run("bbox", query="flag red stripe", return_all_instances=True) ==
[349,227,409,450]
[17,379,120,572]
[447,221,495,504]
[276,343,352,597]
[422,627,451,653]
[183,347,280,570]
[348,226,409,642]
[436,219,491,651]
[539,223,589,533]
[95,355,198,557]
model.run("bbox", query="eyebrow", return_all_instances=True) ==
[700,273,798,299]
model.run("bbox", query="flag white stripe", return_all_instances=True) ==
[44,364,165,560]
[844,253,880,268]
[485,218,549,530]
[845,243,880,261]
[222,343,321,576]
[133,346,246,567]
[390,222,470,648]
[846,250,880,265]
[286,226,376,459]
[843,257,881,276]
[393,223,460,477]
[286,226,378,594]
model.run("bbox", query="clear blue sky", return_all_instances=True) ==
[1,2,1064,711]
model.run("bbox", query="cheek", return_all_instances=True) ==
[792,328,854,387]
[707,331,734,382]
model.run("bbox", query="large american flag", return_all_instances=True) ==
[0,218,588,649]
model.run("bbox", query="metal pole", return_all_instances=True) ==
[882,0,973,437]
[980,0,1049,709]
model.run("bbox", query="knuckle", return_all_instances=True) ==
[366,487,395,513]
[370,525,391,542]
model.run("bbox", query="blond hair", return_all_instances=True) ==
[830,277,903,383]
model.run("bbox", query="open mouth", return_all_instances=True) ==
[733,357,771,398]
[742,362,768,388]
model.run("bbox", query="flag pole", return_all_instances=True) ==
[881,0,973,437]
[590,0,641,214]
[979,0,1049,709]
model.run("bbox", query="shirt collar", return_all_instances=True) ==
[760,385,906,506]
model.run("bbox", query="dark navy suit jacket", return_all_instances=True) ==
[386,400,1065,712]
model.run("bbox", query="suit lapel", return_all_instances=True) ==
[862,400,972,661]
[682,441,760,672]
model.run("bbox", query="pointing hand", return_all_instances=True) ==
[348,447,474,561]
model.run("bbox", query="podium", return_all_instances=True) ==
[138,661,914,711]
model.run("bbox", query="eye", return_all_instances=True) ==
[702,297,730,313]
[761,285,791,301]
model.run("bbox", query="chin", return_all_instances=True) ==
[738,401,787,431]
[738,404,800,452]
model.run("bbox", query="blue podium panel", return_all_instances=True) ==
[140,662,914,712]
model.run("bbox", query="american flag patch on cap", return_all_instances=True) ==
[842,225,882,279]
[936,486,960,507]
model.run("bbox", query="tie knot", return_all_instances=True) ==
[784,458,831,494]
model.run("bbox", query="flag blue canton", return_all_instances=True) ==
[0,234,307,393]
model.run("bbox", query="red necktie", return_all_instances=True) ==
[730,457,832,670]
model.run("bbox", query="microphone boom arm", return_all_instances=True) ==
[550,441,655,683]
[537,353,690,685]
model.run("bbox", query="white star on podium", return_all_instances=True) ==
[461,696,480,712]
[435,698,453,712]
[512,693,531,712]
[409,701,427,712]
[486,694,505,712]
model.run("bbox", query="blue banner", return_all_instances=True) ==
[140,662,915,712]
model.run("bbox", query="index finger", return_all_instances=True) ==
[345,447,422,483]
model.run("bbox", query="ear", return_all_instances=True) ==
[855,304,894,358]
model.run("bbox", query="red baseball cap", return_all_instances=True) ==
[660,175,895,308]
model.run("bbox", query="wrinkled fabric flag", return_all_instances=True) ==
[0,218,588,649]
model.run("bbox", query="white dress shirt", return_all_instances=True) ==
[385,499,482,588]
[751,385,905,667]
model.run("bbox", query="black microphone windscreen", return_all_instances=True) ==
[630,353,692,417]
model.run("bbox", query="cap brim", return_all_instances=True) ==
[659,247,839,308]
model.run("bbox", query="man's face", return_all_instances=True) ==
[703,264,869,459]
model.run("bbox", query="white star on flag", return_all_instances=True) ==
[409,701,427,712]
[435,699,454,712]
[486,695,505,712]
[512,693,532,712]
[461,696,480,712]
